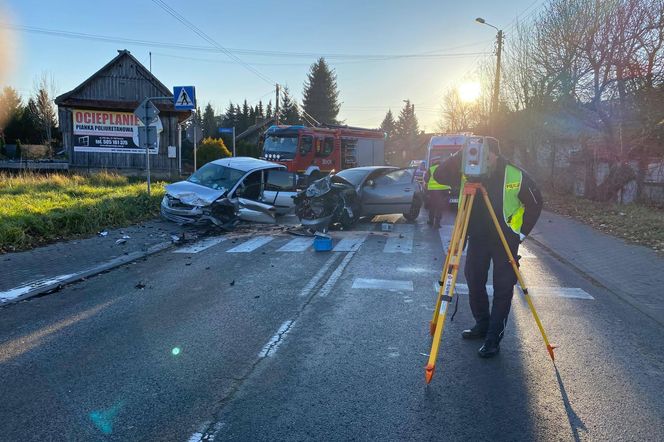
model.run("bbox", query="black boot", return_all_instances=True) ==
[461,322,488,340]
[478,338,500,358]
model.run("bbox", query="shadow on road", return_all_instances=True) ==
[554,363,586,442]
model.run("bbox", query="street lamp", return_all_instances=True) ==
[476,17,503,135]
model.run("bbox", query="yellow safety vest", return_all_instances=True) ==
[427,165,451,190]
[458,164,525,234]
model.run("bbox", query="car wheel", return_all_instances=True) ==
[403,197,421,222]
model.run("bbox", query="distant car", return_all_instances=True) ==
[161,157,299,229]
[294,166,423,230]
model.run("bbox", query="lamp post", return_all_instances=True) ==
[476,17,503,135]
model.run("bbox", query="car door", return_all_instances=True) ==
[233,170,278,223]
[361,169,416,215]
[261,169,299,214]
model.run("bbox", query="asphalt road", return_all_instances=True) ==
[1,213,663,441]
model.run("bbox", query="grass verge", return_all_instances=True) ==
[544,191,664,253]
[0,172,165,252]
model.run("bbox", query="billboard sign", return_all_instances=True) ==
[73,109,162,154]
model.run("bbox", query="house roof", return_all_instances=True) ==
[236,116,277,141]
[55,50,173,105]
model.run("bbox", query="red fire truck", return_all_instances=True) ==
[261,125,385,179]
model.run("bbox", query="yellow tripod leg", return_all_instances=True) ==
[425,190,476,384]
[479,187,557,361]
[429,192,467,335]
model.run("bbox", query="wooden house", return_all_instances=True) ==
[55,50,190,177]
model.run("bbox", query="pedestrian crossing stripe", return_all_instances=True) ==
[432,282,594,299]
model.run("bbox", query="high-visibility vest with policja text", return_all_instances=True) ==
[458,164,525,234]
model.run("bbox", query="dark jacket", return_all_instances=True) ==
[433,152,543,242]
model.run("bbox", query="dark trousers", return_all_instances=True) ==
[427,190,449,226]
[464,235,520,341]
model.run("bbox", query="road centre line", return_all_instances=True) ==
[352,278,414,291]
[297,253,341,297]
[318,251,356,297]
[431,282,594,299]
[226,236,273,253]
[172,237,226,254]
[278,237,314,252]
[258,320,294,358]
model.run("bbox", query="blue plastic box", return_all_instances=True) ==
[313,235,333,252]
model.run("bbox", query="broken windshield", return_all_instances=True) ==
[187,163,245,191]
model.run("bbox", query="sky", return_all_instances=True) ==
[1,0,541,131]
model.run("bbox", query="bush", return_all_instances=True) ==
[196,137,231,168]
[0,138,6,158]
[14,139,22,159]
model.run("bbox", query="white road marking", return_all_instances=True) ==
[1,273,76,303]
[383,231,414,254]
[318,252,356,297]
[172,237,226,254]
[277,237,314,252]
[526,287,594,300]
[258,320,294,357]
[431,281,594,299]
[439,225,536,258]
[397,266,439,275]
[297,253,340,297]
[226,236,273,253]
[332,233,367,252]
[352,278,414,291]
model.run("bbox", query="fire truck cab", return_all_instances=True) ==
[261,125,385,179]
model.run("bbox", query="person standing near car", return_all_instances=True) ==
[433,141,543,358]
[424,162,450,228]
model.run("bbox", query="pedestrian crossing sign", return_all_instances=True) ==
[173,86,196,110]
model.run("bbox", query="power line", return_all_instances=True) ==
[150,0,275,85]
[0,23,491,62]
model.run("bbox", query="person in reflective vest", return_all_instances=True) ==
[424,163,451,228]
[434,142,543,358]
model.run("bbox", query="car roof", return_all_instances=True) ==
[338,166,398,173]
[209,156,285,172]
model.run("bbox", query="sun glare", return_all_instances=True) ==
[458,82,481,103]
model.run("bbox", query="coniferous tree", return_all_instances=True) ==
[256,101,264,120]
[222,101,236,128]
[279,86,301,125]
[302,57,340,124]
[395,100,419,139]
[380,109,396,139]
[265,101,273,119]
[240,100,251,132]
[394,100,420,160]
[202,103,217,138]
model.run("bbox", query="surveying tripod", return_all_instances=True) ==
[425,182,556,384]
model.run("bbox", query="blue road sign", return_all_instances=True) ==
[173,86,196,110]
[218,127,234,134]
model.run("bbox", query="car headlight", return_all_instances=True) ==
[161,196,169,206]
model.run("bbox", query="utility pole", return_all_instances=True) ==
[275,83,280,125]
[476,18,503,136]
[491,30,503,135]
[145,99,151,197]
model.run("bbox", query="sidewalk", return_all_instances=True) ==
[529,210,664,326]
[0,219,192,304]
